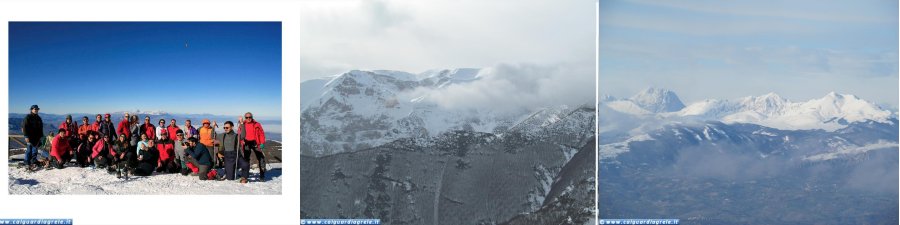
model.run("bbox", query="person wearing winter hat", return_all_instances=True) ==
[59,114,79,149]
[239,112,267,180]
[22,105,44,170]
[198,119,217,167]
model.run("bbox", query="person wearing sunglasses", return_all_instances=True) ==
[140,116,156,140]
[173,130,191,175]
[216,121,244,183]
[239,112,267,181]
[155,119,167,141]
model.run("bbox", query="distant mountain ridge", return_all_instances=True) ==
[603,88,895,131]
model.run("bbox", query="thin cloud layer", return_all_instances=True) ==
[415,63,595,112]
[299,0,595,80]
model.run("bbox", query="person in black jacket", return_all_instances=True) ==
[133,139,158,176]
[185,137,214,180]
[22,105,43,170]
[99,113,117,142]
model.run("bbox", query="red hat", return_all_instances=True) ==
[104,113,111,117]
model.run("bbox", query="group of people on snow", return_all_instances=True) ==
[20,105,269,183]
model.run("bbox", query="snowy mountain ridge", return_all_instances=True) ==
[604,88,894,131]
[300,69,592,156]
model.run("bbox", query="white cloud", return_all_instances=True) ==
[414,63,595,112]
[299,0,595,79]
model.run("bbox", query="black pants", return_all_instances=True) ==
[244,140,266,179]
[197,164,211,180]
[50,154,71,169]
[93,155,108,168]
[156,160,179,173]
[223,151,237,180]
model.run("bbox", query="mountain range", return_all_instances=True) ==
[599,88,898,224]
[300,69,596,224]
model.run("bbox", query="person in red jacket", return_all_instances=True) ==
[91,134,112,169]
[117,112,131,140]
[239,112,267,180]
[59,114,80,151]
[156,130,177,173]
[59,115,78,139]
[140,116,156,140]
[91,114,102,132]
[50,129,73,169]
[166,119,181,141]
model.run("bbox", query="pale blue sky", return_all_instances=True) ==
[600,0,898,107]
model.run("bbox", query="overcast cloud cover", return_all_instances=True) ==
[600,0,899,107]
[300,0,596,110]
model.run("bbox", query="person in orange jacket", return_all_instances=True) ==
[198,119,217,167]
[78,116,92,142]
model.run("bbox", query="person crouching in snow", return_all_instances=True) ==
[185,137,218,180]
[49,129,73,169]
[90,134,112,169]
[110,134,131,177]
[75,131,97,167]
[133,136,158,176]
[155,131,178,173]
[173,130,191,175]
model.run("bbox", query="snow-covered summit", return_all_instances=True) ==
[628,87,685,113]
[602,88,894,131]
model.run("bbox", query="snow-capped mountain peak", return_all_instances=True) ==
[601,88,894,131]
[628,87,686,113]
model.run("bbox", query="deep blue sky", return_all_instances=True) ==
[9,22,282,118]
[600,0,898,107]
